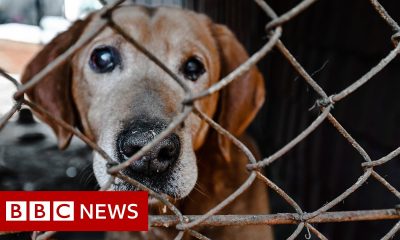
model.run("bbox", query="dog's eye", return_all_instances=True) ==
[89,46,121,73]
[181,57,206,81]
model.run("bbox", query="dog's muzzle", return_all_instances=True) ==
[117,119,181,176]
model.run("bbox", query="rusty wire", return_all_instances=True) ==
[0,0,400,239]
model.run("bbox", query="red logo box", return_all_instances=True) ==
[0,191,148,231]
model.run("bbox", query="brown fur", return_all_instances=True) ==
[21,5,272,240]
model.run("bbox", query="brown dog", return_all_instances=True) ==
[21,5,272,240]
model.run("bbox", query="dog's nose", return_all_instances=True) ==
[117,124,180,175]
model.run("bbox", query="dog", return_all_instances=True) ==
[21,5,272,240]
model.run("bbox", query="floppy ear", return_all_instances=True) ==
[21,18,91,149]
[212,24,266,162]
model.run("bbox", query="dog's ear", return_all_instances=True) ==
[212,24,265,162]
[21,18,91,149]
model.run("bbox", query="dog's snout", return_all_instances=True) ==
[117,121,180,175]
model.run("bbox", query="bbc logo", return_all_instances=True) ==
[0,191,148,231]
[5,201,74,221]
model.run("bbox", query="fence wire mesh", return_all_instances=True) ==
[1,0,400,239]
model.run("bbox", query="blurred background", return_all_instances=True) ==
[1,0,400,239]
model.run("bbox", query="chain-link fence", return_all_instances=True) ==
[1,0,400,239]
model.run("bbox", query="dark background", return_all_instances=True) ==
[190,0,400,239]
[1,0,400,239]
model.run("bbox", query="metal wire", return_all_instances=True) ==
[0,0,399,239]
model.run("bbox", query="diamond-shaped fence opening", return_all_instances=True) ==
[0,0,400,239]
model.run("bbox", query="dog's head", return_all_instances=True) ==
[21,6,265,199]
